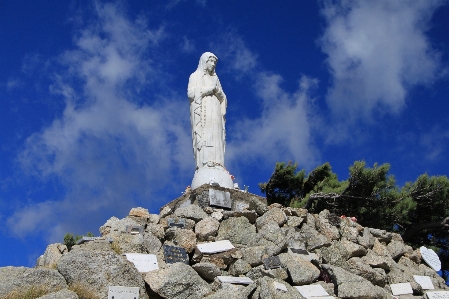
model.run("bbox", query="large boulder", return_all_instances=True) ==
[216,216,257,245]
[36,243,68,268]
[174,204,208,222]
[255,207,287,229]
[145,262,211,298]
[195,217,220,241]
[250,221,287,256]
[0,267,67,298]
[278,253,320,285]
[57,249,148,299]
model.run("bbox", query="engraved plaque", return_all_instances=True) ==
[163,245,189,265]
[167,218,186,228]
[427,291,449,299]
[196,240,235,254]
[209,189,232,208]
[108,286,139,299]
[414,275,434,290]
[420,246,441,271]
[217,276,253,284]
[295,285,329,298]
[264,256,282,270]
[124,253,158,272]
[76,236,100,245]
[390,283,413,295]
[125,225,143,235]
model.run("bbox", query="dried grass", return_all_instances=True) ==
[69,283,101,299]
[2,285,50,299]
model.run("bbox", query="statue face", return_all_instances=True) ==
[205,57,217,74]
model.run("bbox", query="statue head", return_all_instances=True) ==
[197,52,218,75]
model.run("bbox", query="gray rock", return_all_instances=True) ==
[222,210,258,224]
[0,267,67,298]
[255,207,287,229]
[229,259,252,275]
[205,282,252,299]
[159,206,172,218]
[174,204,208,222]
[322,264,390,299]
[347,257,387,287]
[278,253,320,285]
[387,239,407,259]
[361,249,392,270]
[339,218,360,242]
[388,264,423,294]
[299,224,331,251]
[36,243,68,268]
[99,216,140,238]
[357,227,375,249]
[37,288,79,299]
[57,249,147,299]
[195,217,220,241]
[241,246,267,266]
[320,239,365,268]
[316,210,340,240]
[164,227,196,253]
[372,238,392,257]
[71,238,114,253]
[143,232,163,254]
[216,216,257,245]
[145,223,165,240]
[246,264,288,281]
[286,216,305,228]
[149,213,160,224]
[250,221,287,256]
[369,228,393,242]
[113,233,147,254]
[256,277,299,299]
[192,262,222,281]
[145,262,211,298]
[249,198,268,215]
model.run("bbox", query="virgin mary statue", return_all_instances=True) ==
[188,52,233,189]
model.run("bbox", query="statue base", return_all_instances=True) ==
[191,164,234,190]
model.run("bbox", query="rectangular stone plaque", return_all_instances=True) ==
[427,291,449,299]
[108,286,139,299]
[295,285,329,298]
[125,225,144,235]
[273,281,287,292]
[167,218,186,228]
[196,240,235,254]
[390,283,413,295]
[163,245,189,265]
[414,275,434,290]
[209,189,232,208]
[264,256,282,270]
[290,248,308,255]
[124,253,158,273]
[217,276,253,284]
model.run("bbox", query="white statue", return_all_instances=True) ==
[188,52,227,169]
[188,52,233,189]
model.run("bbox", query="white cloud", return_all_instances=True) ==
[181,36,196,53]
[320,0,445,120]
[9,3,191,240]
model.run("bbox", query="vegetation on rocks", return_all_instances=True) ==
[260,160,449,266]
[3,285,51,299]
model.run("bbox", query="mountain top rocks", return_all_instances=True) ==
[2,184,448,298]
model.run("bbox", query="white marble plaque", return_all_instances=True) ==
[125,253,158,273]
[209,189,232,208]
[420,246,441,271]
[295,285,329,298]
[427,291,449,299]
[414,275,434,290]
[196,240,235,254]
[217,276,253,284]
[273,281,287,292]
[108,286,139,299]
[390,283,413,295]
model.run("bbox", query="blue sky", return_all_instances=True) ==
[1,0,448,267]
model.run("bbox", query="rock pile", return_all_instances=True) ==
[1,184,448,299]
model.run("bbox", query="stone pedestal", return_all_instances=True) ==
[191,164,234,190]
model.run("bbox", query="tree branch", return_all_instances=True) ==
[402,217,449,241]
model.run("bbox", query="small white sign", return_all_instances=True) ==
[420,246,441,272]
[217,276,253,284]
[414,275,434,290]
[427,291,449,299]
[108,286,139,299]
[273,281,287,292]
[390,283,413,295]
[125,253,158,273]
[295,285,329,298]
[196,240,235,254]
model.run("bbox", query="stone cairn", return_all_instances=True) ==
[1,184,448,299]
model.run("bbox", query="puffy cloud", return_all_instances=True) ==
[9,3,191,239]
[320,0,445,120]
